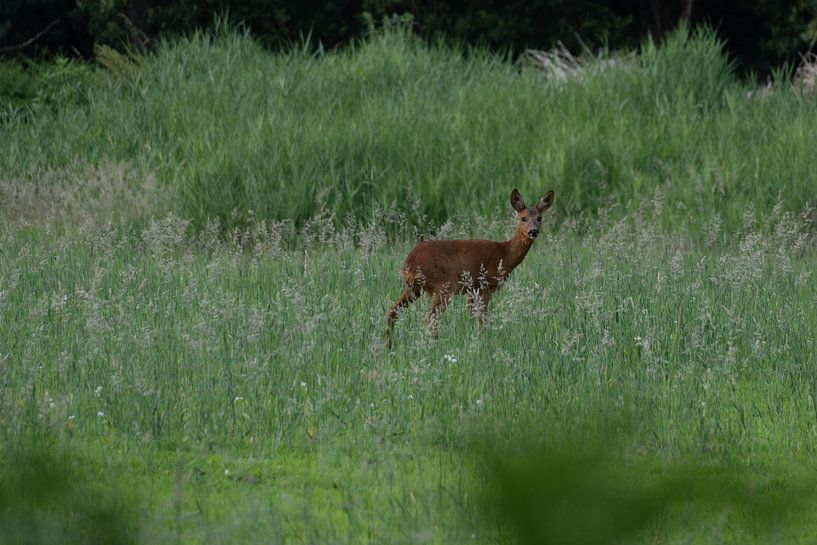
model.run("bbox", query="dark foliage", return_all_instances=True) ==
[1,0,816,74]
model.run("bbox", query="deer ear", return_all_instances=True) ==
[536,190,554,212]
[510,189,526,212]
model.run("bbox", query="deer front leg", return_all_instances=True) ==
[467,289,492,326]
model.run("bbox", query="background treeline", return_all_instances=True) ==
[2,0,816,74]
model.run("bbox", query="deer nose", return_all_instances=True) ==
[528,229,539,238]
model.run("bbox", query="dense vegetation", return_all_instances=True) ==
[2,25,817,234]
[2,25,817,544]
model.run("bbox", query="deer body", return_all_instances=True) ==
[386,189,554,349]
[403,238,531,295]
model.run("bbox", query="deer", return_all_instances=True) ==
[385,188,554,349]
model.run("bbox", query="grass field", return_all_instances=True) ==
[3,207,817,543]
[2,22,817,544]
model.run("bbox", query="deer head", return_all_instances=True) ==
[510,188,554,240]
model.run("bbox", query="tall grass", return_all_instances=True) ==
[2,24,816,231]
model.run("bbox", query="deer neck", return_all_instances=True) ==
[503,230,535,272]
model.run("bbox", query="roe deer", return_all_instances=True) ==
[385,188,554,349]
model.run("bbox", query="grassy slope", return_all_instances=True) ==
[2,25,817,232]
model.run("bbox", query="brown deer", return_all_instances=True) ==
[385,188,554,348]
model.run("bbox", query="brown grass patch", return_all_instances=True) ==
[0,161,160,227]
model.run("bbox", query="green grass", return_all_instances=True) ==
[2,24,817,232]
[3,21,817,544]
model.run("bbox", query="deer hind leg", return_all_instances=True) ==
[385,285,420,349]
[428,290,452,338]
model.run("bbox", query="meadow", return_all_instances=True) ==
[2,22,817,544]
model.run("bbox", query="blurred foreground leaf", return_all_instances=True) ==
[478,423,815,545]
[0,436,137,545]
